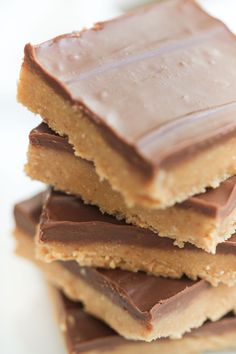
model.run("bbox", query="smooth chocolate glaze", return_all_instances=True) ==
[59,292,124,353]
[61,262,209,322]
[14,192,210,323]
[29,123,74,155]
[30,123,236,218]
[14,194,236,350]
[14,192,45,236]
[181,176,236,218]
[38,188,236,255]
[24,0,236,176]
[57,290,236,353]
[55,289,123,354]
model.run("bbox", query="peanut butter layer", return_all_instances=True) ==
[13,193,236,341]
[52,287,236,354]
[18,0,236,208]
[26,124,236,253]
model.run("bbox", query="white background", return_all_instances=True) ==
[1,1,236,353]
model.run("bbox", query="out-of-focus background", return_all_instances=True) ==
[1,1,236,353]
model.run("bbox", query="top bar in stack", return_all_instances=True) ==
[18,0,236,208]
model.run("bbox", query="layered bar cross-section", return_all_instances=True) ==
[52,288,236,354]
[26,123,236,253]
[13,193,236,341]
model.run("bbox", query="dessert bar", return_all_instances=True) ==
[35,188,236,286]
[13,193,236,341]
[18,0,236,208]
[27,123,236,253]
[52,287,236,354]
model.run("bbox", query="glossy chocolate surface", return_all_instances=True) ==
[14,192,209,323]
[38,188,236,255]
[14,192,45,236]
[29,123,74,155]
[14,194,236,350]
[25,0,236,176]
[61,261,209,322]
[58,293,124,353]
[30,123,236,218]
[181,176,236,217]
[56,290,236,353]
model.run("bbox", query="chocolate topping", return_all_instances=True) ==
[30,123,236,218]
[14,192,45,236]
[57,290,236,353]
[29,123,74,155]
[13,194,236,350]
[58,293,124,353]
[59,293,123,353]
[37,188,236,255]
[61,262,209,322]
[24,0,236,175]
[181,176,236,217]
[14,192,210,323]
[14,188,236,255]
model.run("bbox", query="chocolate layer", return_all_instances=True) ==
[61,262,208,322]
[58,292,124,353]
[14,192,210,323]
[24,0,236,176]
[30,123,236,218]
[14,194,236,351]
[14,192,45,236]
[181,177,236,218]
[38,188,236,255]
[29,123,74,155]
[56,290,236,353]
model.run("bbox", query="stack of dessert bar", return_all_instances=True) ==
[14,0,236,353]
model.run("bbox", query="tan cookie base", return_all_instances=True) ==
[26,143,236,253]
[36,238,236,287]
[18,61,236,208]
[14,227,236,342]
[51,286,236,354]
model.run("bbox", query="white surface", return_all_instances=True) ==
[1,1,236,353]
